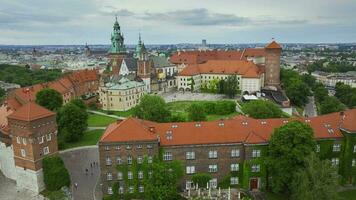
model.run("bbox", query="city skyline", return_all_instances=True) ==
[0,0,356,45]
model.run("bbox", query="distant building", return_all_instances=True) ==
[312,71,356,88]
[0,81,20,92]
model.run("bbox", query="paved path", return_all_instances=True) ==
[60,147,101,200]
[0,172,46,200]
[304,96,317,117]
[88,127,106,131]
[88,110,125,120]
[160,91,234,103]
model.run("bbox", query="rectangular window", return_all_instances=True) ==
[43,146,50,155]
[46,134,51,141]
[137,156,143,164]
[333,144,341,152]
[138,171,144,179]
[163,152,173,161]
[20,149,26,157]
[231,149,240,158]
[107,173,113,180]
[147,144,153,149]
[16,136,21,144]
[252,150,261,158]
[127,156,132,165]
[331,158,339,166]
[148,156,153,163]
[352,159,356,167]
[115,145,120,150]
[209,178,218,189]
[186,151,195,160]
[22,138,27,145]
[129,186,134,193]
[104,146,110,151]
[231,164,239,172]
[208,150,218,159]
[107,187,113,195]
[117,172,123,180]
[38,136,44,144]
[354,145,356,153]
[139,186,144,193]
[137,145,142,149]
[251,164,260,172]
[128,171,133,180]
[186,166,195,174]
[230,177,239,185]
[116,157,122,164]
[106,157,112,166]
[126,145,132,150]
[316,144,320,153]
[208,164,218,173]
[186,180,194,190]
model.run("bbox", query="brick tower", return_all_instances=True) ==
[7,102,58,193]
[136,36,152,93]
[264,41,282,86]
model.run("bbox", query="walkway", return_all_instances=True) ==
[88,110,125,120]
[60,147,102,200]
[304,96,317,117]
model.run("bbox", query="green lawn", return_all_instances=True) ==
[167,100,240,121]
[339,189,356,200]
[265,192,288,200]
[61,129,104,150]
[87,113,117,127]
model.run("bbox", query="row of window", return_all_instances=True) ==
[315,144,356,153]
[107,170,151,181]
[185,164,258,174]
[107,185,144,195]
[20,146,49,157]
[106,155,153,166]
[16,134,52,145]
[163,149,261,161]
[12,121,55,130]
[104,144,153,151]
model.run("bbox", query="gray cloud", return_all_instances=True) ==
[142,8,249,26]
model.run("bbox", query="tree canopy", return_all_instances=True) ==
[335,82,356,108]
[57,100,88,142]
[36,88,63,111]
[291,153,339,200]
[0,88,5,101]
[241,100,284,119]
[267,121,316,195]
[43,155,70,191]
[224,75,239,98]
[319,96,345,115]
[187,103,207,121]
[133,95,171,122]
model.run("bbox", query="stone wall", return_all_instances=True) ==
[0,142,16,180]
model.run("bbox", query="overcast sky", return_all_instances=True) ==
[1,0,356,45]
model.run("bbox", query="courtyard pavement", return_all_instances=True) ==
[60,146,102,200]
[0,172,46,200]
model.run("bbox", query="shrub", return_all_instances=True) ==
[43,155,70,191]
[215,101,236,115]
[187,103,207,121]
[192,173,212,188]
[202,102,216,115]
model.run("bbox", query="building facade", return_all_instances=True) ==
[0,102,58,193]
[98,109,356,196]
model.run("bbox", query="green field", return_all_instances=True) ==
[61,129,104,150]
[339,189,356,200]
[87,113,117,127]
[167,100,240,121]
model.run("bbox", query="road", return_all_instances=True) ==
[60,147,101,200]
[304,96,317,117]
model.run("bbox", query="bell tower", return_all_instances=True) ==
[108,16,127,75]
[136,35,152,93]
[264,40,282,86]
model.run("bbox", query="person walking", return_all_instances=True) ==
[74,182,78,190]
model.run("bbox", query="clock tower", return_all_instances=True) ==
[108,16,127,75]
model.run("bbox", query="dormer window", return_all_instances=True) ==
[166,131,173,140]
[218,122,224,127]
[195,123,201,127]
[172,124,178,128]
[261,121,267,125]
[242,122,248,125]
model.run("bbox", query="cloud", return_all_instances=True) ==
[99,8,135,17]
[142,8,249,26]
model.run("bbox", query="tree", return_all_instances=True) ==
[301,74,316,88]
[192,173,212,188]
[285,78,311,107]
[57,102,88,142]
[214,101,236,115]
[313,83,328,103]
[36,88,63,111]
[133,95,171,122]
[187,103,207,121]
[224,75,239,98]
[218,79,225,94]
[319,96,345,114]
[241,100,284,119]
[335,82,356,108]
[70,99,87,110]
[267,121,316,195]
[144,159,183,200]
[43,155,70,191]
[0,88,5,101]
[291,153,339,200]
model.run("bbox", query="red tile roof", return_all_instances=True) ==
[178,60,262,78]
[100,109,356,146]
[265,41,282,49]
[7,102,55,121]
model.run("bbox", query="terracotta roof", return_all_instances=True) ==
[100,109,356,146]
[265,41,282,49]
[178,60,262,78]
[100,118,157,143]
[7,102,55,121]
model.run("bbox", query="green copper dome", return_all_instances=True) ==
[109,16,126,54]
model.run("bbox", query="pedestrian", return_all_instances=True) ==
[90,163,93,168]
[74,182,78,190]
[85,168,88,175]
